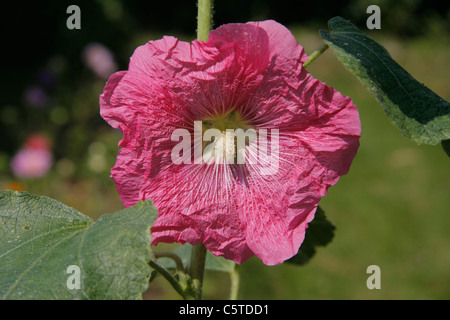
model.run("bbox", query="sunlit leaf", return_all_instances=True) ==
[0,190,157,300]
[320,16,450,147]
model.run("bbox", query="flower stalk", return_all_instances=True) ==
[189,243,207,299]
[229,264,240,300]
[154,251,186,273]
[303,43,329,68]
[149,259,190,299]
[187,0,215,300]
[197,0,213,42]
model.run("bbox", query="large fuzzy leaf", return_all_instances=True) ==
[0,190,157,300]
[320,16,450,147]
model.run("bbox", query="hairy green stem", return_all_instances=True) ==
[186,0,214,301]
[303,43,329,68]
[197,0,213,41]
[149,260,189,299]
[229,265,240,300]
[189,243,207,300]
[154,251,185,273]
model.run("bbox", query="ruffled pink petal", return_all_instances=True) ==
[233,152,321,265]
[248,20,309,65]
[99,71,127,130]
[232,64,359,264]
[234,125,357,265]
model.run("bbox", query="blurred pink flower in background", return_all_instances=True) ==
[23,133,52,151]
[82,42,118,79]
[10,134,53,179]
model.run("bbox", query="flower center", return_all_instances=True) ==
[201,109,251,163]
[202,109,250,132]
[203,130,237,162]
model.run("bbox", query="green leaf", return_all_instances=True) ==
[320,16,450,146]
[0,190,157,300]
[156,243,235,273]
[287,206,335,266]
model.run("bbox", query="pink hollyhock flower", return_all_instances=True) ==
[100,20,360,265]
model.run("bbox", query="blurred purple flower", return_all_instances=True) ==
[37,68,57,88]
[24,85,49,108]
[82,42,118,79]
[10,148,53,179]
